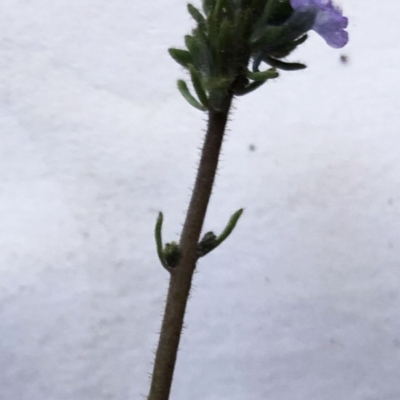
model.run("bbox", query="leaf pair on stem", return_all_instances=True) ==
[155,209,244,271]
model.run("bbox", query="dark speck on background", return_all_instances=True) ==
[249,144,256,152]
[340,54,349,64]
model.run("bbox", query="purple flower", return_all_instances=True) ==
[290,0,348,48]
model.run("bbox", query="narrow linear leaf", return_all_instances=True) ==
[233,80,267,96]
[217,18,234,74]
[189,65,210,109]
[155,212,167,268]
[207,13,219,46]
[177,80,207,111]
[266,34,309,60]
[242,8,254,43]
[185,35,196,54]
[233,10,245,44]
[250,25,283,48]
[188,4,206,27]
[247,68,279,81]
[261,0,279,22]
[213,0,230,23]
[214,208,244,248]
[218,18,233,52]
[197,209,244,258]
[168,48,193,68]
[195,28,214,76]
[185,34,212,75]
[292,34,308,47]
[264,55,306,71]
[202,0,215,16]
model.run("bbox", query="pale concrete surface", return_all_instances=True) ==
[0,1,399,399]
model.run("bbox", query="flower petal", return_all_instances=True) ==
[316,28,348,48]
[290,0,348,48]
[291,0,330,9]
[313,6,348,47]
[314,7,348,30]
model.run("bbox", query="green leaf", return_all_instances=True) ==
[168,48,192,68]
[163,241,181,268]
[185,34,213,76]
[197,231,217,257]
[155,212,168,269]
[195,28,215,76]
[213,0,233,24]
[251,25,284,49]
[218,18,232,49]
[247,68,279,81]
[189,65,210,109]
[217,18,234,74]
[260,0,280,25]
[214,208,244,248]
[202,0,215,16]
[233,10,245,45]
[264,55,306,71]
[260,0,292,25]
[188,4,206,27]
[267,35,309,59]
[185,35,196,54]
[177,80,207,111]
[197,209,244,257]
[206,13,219,63]
[233,80,267,96]
[241,8,254,43]
[292,34,308,47]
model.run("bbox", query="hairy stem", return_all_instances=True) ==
[147,95,233,400]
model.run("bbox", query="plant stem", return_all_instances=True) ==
[147,94,233,400]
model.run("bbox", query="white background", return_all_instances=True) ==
[0,1,399,399]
